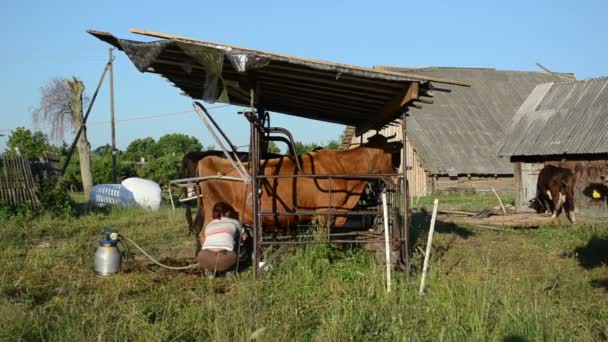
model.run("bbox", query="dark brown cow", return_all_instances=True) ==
[194,136,402,249]
[181,150,284,252]
[535,165,576,223]
[181,151,249,234]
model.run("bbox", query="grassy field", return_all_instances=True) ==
[1,192,607,341]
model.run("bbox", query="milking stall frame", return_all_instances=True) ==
[88,28,467,277]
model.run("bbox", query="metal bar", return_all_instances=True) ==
[169,175,246,185]
[328,177,332,233]
[109,48,118,183]
[193,102,251,183]
[194,101,243,159]
[259,210,380,216]
[168,184,175,212]
[382,192,391,293]
[256,173,402,179]
[419,199,439,296]
[177,194,203,202]
[251,88,260,278]
[260,239,394,245]
[265,127,303,173]
[258,245,289,273]
[267,231,371,240]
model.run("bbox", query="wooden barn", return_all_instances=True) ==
[498,77,608,218]
[342,67,572,196]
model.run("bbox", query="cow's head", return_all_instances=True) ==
[362,134,403,171]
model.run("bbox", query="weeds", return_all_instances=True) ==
[0,193,607,341]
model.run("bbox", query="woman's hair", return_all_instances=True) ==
[211,202,238,220]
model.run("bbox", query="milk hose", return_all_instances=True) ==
[119,234,199,270]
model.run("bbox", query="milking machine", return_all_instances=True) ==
[94,227,199,277]
[94,226,254,276]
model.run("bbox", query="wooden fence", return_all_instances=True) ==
[0,154,40,208]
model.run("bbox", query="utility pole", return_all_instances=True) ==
[109,48,117,183]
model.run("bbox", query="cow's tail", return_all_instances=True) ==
[192,184,204,256]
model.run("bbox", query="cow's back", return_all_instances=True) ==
[197,150,376,228]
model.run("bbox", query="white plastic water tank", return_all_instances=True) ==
[90,184,137,208]
[121,177,162,211]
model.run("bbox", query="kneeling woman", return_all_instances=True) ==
[198,202,247,275]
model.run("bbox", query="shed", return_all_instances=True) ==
[498,77,608,218]
[342,67,573,196]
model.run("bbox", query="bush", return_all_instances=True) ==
[36,177,76,217]
[0,201,17,220]
[91,154,137,184]
[137,153,181,186]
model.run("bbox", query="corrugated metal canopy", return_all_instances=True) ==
[88,29,467,134]
[498,77,608,158]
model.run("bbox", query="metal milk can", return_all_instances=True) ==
[94,230,123,277]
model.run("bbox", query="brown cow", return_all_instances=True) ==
[194,136,402,249]
[535,165,576,223]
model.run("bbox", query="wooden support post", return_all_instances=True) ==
[401,111,410,273]
[514,162,522,212]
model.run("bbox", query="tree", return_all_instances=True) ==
[92,154,136,184]
[267,141,282,154]
[124,137,156,162]
[93,144,113,157]
[324,139,341,150]
[154,133,203,157]
[294,141,321,155]
[5,128,50,159]
[32,77,94,200]
[137,153,182,186]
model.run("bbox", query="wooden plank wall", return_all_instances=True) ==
[0,154,40,208]
[349,125,428,196]
[346,125,518,198]
[513,159,608,218]
[549,160,608,218]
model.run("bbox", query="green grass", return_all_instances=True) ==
[414,191,515,212]
[0,193,607,341]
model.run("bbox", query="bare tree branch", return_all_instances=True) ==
[31,77,89,142]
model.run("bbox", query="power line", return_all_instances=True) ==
[0,104,234,133]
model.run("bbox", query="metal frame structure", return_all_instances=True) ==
[244,91,409,277]
[167,99,409,276]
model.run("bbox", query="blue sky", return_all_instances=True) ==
[1,0,607,151]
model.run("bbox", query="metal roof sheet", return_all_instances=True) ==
[344,67,572,175]
[88,29,466,135]
[498,77,608,158]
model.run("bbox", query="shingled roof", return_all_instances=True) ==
[498,77,608,158]
[344,67,573,176]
